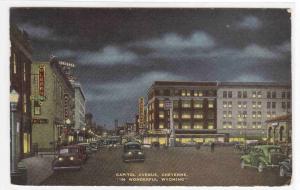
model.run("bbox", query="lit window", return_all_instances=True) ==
[23,63,26,81]
[223,101,227,108]
[186,90,191,96]
[194,101,203,108]
[208,101,214,108]
[182,113,191,119]
[237,122,242,128]
[198,91,203,97]
[173,101,179,108]
[194,91,198,96]
[181,90,186,96]
[257,91,262,98]
[13,53,17,74]
[228,101,232,108]
[267,112,271,118]
[223,111,227,118]
[228,111,232,118]
[257,102,262,108]
[194,123,203,129]
[228,122,232,128]
[238,101,242,108]
[159,111,164,119]
[257,122,262,128]
[222,122,227,129]
[173,112,179,119]
[252,91,256,98]
[159,101,164,108]
[194,113,203,119]
[23,94,27,113]
[182,101,191,108]
[182,123,190,129]
[159,123,164,129]
[243,102,247,108]
[252,102,256,108]
[208,123,214,129]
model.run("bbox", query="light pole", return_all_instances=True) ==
[10,89,19,174]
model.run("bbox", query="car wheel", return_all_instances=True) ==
[258,162,264,173]
[279,166,285,177]
[240,160,245,169]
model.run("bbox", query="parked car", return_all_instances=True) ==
[122,141,145,162]
[52,145,86,170]
[279,158,292,177]
[240,145,286,172]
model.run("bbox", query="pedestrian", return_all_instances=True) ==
[210,142,215,153]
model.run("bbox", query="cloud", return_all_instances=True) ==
[134,31,215,50]
[86,71,187,102]
[236,16,262,30]
[276,41,291,53]
[231,74,267,82]
[18,23,56,40]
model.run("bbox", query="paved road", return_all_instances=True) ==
[42,146,290,186]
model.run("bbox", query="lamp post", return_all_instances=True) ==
[10,89,19,174]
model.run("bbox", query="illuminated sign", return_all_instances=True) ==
[138,97,144,127]
[64,94,69,119]
[32,118,48,124]
[38,65,45,97]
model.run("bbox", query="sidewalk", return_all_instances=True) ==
[22,154,54,185]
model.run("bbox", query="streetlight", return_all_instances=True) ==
[10,89,19,174]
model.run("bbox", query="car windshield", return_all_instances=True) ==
[126,144,141,150]
[59,148,78,154]
[269,148,283,154]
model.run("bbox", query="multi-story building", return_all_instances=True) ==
[217,82,291,142]
[145,81,226,145]
[10,25,33,158]
[31,58,75,152]
[73,82,86,130]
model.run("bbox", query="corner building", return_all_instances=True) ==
[217,82,291,142]
[145,81,226,144]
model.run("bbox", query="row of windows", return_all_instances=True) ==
[155,89,217,97]
[159,122,214,129]
[12,53,27,82]
[158,100,215,109]
[222,101,290,109]
[222,90,290,99]
[222,121,262,129]
[222,111,278,119]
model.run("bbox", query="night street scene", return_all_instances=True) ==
[9,7,292,186]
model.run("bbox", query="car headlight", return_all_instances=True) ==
[128,152,132,155]
[69,156,74,161]
[138,151,143,155]
[58,157,64,161]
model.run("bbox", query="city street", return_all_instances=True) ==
[42,146,290,186]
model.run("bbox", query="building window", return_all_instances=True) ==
[34,101,41,115]
[287,91,291,99]
[194,122,203,129]
[267,112,271,118]
[194,100,203,108]
[243,122,247,128]
[282,102,286,109]
[159,100,164,108]
[252,122,256,129]
[23,133,30,153]
[223,91,227,98]
[252,101,256,108]
[23,63,26,81]
[257,102,262,108]
[237,122,242,128]
[272,111,276,118]
[207,123,214,129]
[159,111,164,119]
[208,101,214,108]
[243,101,247,108]
[182,112,191,119]
[267,91,271,98]
[182,123,191,129]
[238,91,242,98]
[257,91,262,98]
[13,53,17,74]
[238,111,242,118]
[198,91,203,97]
[228,101,232,108]
[222,121,227,129]
[267,102,271,109]
[223,111,227,118]
[159,123,164,129]
[243,111,247,118]
[23,94,27,113]
[228,91,232,98]
[223,101,227,108]
[243,91,247,98]
[194,112,203,119]
[252,91,256,98]
[272,102,276,109]
[181,90,186,96]
[173,100,179,108]
[228,111,232,118]
[238,101,242,108]
[282,92,286,99]
[252,111,256,118]
[186,90,191,96]
[173,112,179,119]
[272,91,277,99]
[287,102,291,109]
[182,100,191,108]
[257,122,262,128]
[257,111,262,118]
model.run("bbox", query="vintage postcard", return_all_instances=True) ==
[7,3,293,187]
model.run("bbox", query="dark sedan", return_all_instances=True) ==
[122,142,145,162]
[52,145,84,170]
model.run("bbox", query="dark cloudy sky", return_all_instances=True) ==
[10,8,291,127]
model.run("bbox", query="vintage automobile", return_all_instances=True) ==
[122,141,145,162]
[52,145,87,170]
[240,145,286,172]
[279,158,292,177]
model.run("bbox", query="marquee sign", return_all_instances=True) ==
[38,65,45,97]
[64,93,69,119]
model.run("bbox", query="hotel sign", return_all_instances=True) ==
[138,97,144,127]
[38,65,45,97]
[64,94,69,119]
